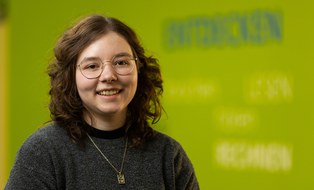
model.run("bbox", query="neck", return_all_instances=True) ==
[83,110,127,131]
[86,123,126,139]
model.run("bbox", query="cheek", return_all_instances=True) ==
[75,71,94,96]
[123,75,138,99]
[75,71,84,93]
[130,75,138,93]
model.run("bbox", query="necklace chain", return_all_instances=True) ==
[87,133,128,184]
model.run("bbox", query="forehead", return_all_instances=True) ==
[77,32,133,62]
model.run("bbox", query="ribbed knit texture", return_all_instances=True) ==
[5,124,199,189]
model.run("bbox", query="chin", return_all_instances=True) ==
[99,107,125,115]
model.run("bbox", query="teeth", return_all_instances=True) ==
[98,90,119,96]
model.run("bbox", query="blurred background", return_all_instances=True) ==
[1,0,314,189]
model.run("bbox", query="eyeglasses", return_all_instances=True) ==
[77,54,137,79]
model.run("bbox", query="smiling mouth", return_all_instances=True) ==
[97,90,120,96]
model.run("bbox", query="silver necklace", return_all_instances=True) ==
[87,133,128,185]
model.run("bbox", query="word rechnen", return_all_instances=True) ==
[214,140,293,173]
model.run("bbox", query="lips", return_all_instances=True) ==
[97,89,120,96]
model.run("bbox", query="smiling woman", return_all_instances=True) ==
[5,14,199,189]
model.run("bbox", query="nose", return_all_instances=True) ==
[98,62,118,82]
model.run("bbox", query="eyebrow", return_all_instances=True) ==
[112,52,133,58]
[82,57,100,62]
[82,52,133,62]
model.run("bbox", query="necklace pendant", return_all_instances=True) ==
[117,173,126,185]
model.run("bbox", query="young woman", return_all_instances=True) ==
[5,14,199,189]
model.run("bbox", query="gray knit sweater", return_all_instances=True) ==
[5,124,199,189]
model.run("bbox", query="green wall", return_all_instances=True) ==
[6,0,314,189]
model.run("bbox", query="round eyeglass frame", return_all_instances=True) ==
[77,55,138,79]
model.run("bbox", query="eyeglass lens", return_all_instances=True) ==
[79,55,136,79]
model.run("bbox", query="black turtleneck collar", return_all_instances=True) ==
[86,124,126,139]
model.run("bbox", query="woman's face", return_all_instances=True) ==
[76,32,138,122]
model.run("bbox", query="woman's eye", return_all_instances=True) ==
[114,59,129,66]
[83,62,100,70]
[88,64,97,69]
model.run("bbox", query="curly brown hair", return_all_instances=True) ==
[48,14,163,147]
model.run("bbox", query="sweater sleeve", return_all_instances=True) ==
[5,131,57,190]
[173,142,200,190]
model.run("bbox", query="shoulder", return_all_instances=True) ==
[150,130,194,166]
[8,124,68,177]
[153,130,179,144]
[18,123,69,156]
[25,123,67,143]
[6,124,70,188]
[147,130,186,155]
[150,130,200,189]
